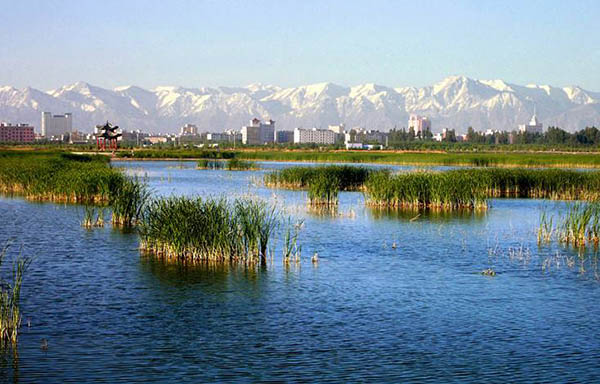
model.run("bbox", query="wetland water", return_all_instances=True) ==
[1,160,599,382]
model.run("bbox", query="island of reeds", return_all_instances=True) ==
[138,197,280,266]
[265,165,372,205]
[197,158,257,171]
[265,165,600,210]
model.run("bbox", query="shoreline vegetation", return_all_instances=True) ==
[0,151,148,228]
[101,148,600,169]
[265,165,600,210]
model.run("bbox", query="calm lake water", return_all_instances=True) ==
[1,160,599,383]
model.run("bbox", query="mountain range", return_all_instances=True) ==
[1,75,599,134]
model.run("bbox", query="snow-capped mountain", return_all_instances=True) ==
[1,76,599,134]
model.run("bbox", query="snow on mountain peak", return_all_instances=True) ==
[1,76,599,134]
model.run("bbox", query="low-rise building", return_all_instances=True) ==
[0,122,35,143]
[294,128,337,145]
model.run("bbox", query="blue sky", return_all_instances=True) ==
[1,0,599,90]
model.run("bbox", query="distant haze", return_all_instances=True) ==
[0,76,599,134]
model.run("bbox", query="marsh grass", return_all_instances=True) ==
[139,197,281,265]
[366,168,600,210]
[365,170,488,210]
[196,159,225,170]
[82,206,105,228]
[110,178,151,228]
[0,245,31,347]
[265,165,372,191]
[283,218,303,264]
[226,158,256,171]
[0,151,124,204]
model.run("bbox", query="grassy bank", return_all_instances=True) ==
[0,151,125,204]
[238,150,600,168]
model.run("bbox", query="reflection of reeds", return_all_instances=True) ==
[0,244,31,347]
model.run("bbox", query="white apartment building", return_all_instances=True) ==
[41,112,72,138]
[294,128,337,145]
[241,118,275,145]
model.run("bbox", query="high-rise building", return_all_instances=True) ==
[407,115,431,137]
[41,112,72,138]
[0,122,35,143]
[241,118,275,145]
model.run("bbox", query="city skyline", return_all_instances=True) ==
[2,0,599,91]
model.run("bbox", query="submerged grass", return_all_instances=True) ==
[139,197,280,265]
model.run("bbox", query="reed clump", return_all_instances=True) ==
[226,158,256,171]
[82,206,105,228]
[139,197,279,265]
[197,158,257,170]
[308,173,340,206]
[196,159,225,170]
[365,168,600,210]
[0,245,31,347]
[110,178,150,228]
[537,202,600,248]
[264,165,373,190]
[365,170,488,210]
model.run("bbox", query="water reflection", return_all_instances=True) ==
[138,255,268,288]
[368,206,487,222]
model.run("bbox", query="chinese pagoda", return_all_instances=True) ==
[96,121,122,151]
